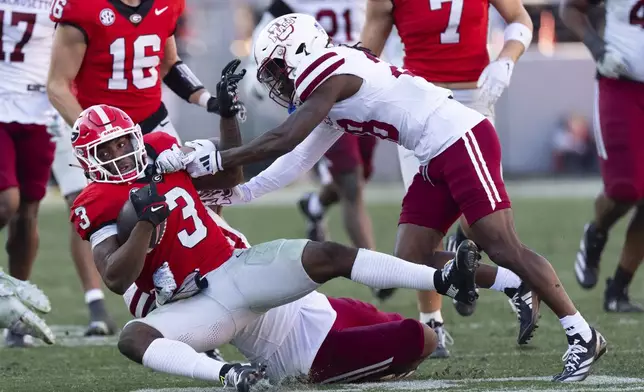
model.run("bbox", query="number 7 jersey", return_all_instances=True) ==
[49,0,185,123]
[70,132,234,294]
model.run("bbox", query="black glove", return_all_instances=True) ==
[214,59,247,119]
[130,182,169,227]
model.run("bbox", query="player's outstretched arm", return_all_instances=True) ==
[360,0,395,57]
[559,0,605,60]
[218,75,353,169]
[46,25,86,126]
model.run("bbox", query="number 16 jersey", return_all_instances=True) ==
[49,0,185,123]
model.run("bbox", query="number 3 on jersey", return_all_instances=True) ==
[109,34,160,90]
[430,0,464,44]
[165,187,207,249]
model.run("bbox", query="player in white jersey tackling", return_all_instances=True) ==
[157,13,606,381]
[246,0,379,254]
[0,0,57,347]
[561,0,644,312]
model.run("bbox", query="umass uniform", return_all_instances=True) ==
[124,210,427,384]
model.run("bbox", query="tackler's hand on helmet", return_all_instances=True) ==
[130,182,169,227]
[216,59,247,121]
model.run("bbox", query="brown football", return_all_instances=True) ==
[116,199,166,249]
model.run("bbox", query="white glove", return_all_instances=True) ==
[597,48,630,79]
[155,144,189,174]
[152,262,177,307]
[185,139,222,178]
[198,184,252,207]
[477,58,515,107]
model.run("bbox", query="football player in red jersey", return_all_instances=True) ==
[359,0,536,355]
[561,0,644,313]
[70,102,480,386]
[46,0,234,336]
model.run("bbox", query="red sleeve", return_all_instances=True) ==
[70,184,124,241]
[171,0,187,36]
[49,0,93,43]
[143,132,180,155]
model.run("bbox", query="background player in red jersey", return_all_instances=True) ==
[46,0,234,335]
[561,0,644,313]
[360,0,535,356]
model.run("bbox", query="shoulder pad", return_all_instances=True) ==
[294,48,349,101]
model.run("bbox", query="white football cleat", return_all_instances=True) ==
[0,285,55,345]
[0,270,51,313]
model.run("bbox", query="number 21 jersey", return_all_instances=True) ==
[49,0,184,123]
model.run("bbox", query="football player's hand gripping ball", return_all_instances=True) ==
[130,182,169,227]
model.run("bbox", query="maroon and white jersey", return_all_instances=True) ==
[0,0,55,124]
[601,0,644,82]
[293,46,484,164]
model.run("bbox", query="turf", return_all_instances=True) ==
[1,197,643,392]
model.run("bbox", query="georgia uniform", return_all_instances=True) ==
[248,0,376,181]
[49,0,184,197]
[592,0,644,202]
[391,0,493,189]
[124,210,426,384]
[0,0,57,201]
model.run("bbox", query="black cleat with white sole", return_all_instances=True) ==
[427,320,453,359]
[574,223,607,289]
[505,282,540,345]
[604,279,644,313]
[552,328,607,382]
[221,363,266,392]
[435,240,480,305]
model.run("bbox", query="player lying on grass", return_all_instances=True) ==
[0,270,55,345]
[67,78,480,390]
[156,13,606,381]
[123,211,438,386]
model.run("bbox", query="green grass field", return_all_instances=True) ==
[1,195,643,392]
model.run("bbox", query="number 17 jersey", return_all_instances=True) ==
[49,0,185,123]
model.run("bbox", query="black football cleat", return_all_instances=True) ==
[452,289,478,317]
[427,320,453,359]
[552,328,607,382]
[436,240,480,305]
[205,348,226,362]
[297,193,327,242]
[604,279,644,313]
[222,363,266,392]
[505,282,540,345]
[574,223,607,289]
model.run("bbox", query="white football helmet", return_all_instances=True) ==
[253,13,330,107]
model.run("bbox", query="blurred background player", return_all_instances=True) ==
[245,1,379,252]
[560,0,644,312]
[360,0,534,356]
[46,0,228,336]
[0,0,58,347]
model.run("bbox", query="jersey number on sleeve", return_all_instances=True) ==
[631,0,644,27]
[165,187,207,249]
[0,11,36,63]
[316,9,352,43]
[109,34,161,90]
[429,0,464,44]
[74,207,91,230]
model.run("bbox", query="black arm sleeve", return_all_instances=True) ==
[162,61,204,102]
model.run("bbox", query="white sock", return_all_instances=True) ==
[560,312,592,343]
[420,310,443,324]
[308,194,324,217]
[142,338,225,381]
[350,249,437,291]
[489,267,522,292]
[84,289,104,304]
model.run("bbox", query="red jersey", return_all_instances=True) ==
[49,0,184,123]
[392,0,490,83]
[70,132,234,294]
